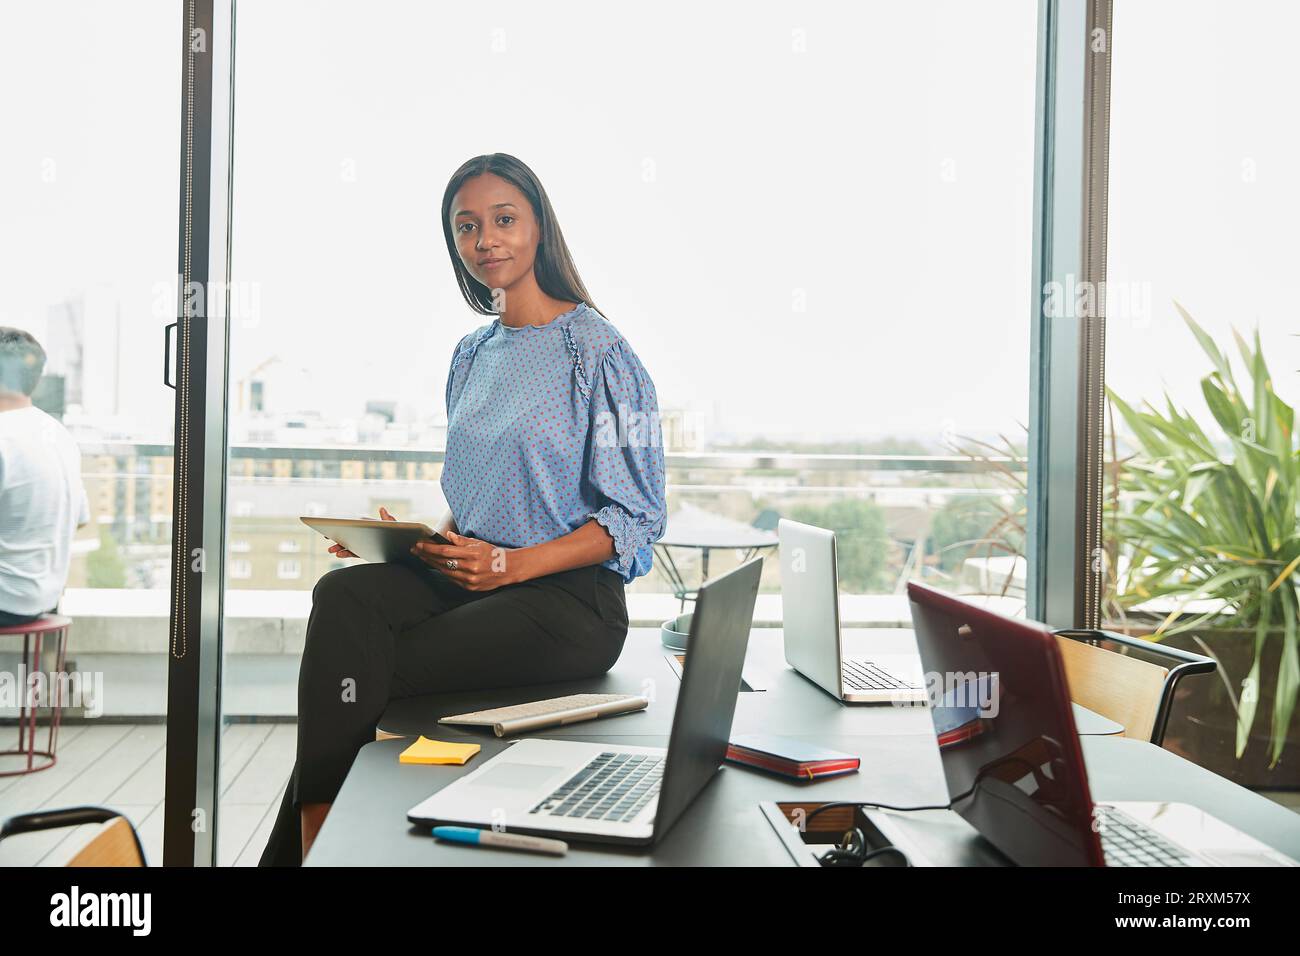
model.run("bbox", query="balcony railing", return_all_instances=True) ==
[78,440,1023,473]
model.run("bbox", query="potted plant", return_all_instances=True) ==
[1104,303,1299,787]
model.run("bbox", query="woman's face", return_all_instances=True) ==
[450,173,540,297]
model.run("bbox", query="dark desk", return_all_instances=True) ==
[306,734,1300,866]
[378,629,1124,740]
[306,632,1293,866]
[308,732,943,866]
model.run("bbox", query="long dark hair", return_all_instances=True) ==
[441,153,597,317]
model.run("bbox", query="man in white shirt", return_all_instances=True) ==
[0,328,90,627]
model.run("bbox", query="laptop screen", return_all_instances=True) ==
[653,556,763,838]
[907,582,1105,867]
[776,519,844,693]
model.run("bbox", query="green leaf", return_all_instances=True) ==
[1200,376,1243,438]
[1175,301,1236,389]
[1184,472,1210,509]
[1237,602,1269,758]
[1269,588,1299,767]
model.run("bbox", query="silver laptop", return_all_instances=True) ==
[779,518,925,704]
[407,556,764,846]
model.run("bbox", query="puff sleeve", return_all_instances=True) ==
[444,330,476,420]
[444,338,462,420]
[583,338,668,581]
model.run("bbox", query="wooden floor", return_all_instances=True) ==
[0,722,295,867]
[2,721,1297,867]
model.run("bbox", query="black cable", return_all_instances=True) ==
[798,794,976,868]
[858,845,911,865]
[793,773,999,865]
[800,798,951,828]
[798,775,984,829]
[818,827,868,867]
[815,827,915,867]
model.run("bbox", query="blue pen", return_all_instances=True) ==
[432,825,568,856]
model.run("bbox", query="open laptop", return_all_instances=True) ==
[907,580,1297,867]
[407,556,764,846]
[779,518,925,703]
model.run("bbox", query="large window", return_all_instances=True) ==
[1104,0,1300,789]
[222,0,1039,599]
[0,1,180,865]
[214,0,1039,863]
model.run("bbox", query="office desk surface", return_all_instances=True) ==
[302,631,1300,866]
[308,732,945,866]
[378,629,1124,740]
[305,735,1300,866]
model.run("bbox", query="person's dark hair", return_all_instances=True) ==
[0,327,46,396]
[441,153,597,316]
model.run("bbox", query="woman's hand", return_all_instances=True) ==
[410,530,525,591]
[326,506,397,559]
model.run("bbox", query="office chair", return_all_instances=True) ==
[0,806,147,866]
[1053,628,1217,746]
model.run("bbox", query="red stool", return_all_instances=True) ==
[0,615,72,776]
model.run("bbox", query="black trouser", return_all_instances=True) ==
[258,560,629,866]
[0,609,53,627]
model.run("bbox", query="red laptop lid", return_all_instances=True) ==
[907,581,1105,867]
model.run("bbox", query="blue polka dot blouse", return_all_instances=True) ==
[441,301,667,584]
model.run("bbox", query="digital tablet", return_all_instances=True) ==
[300,516,453,565]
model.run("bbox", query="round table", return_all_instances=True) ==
[653,503,779,611]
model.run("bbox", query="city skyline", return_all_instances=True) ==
[3,0,1297,448]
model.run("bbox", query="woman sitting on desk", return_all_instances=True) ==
[260,153,668,866]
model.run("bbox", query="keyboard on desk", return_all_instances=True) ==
[1096,805,1199,867]
[530,751,665,824]
[842,659,920,692]
[443,693,636,724]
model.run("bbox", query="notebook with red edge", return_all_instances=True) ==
[725,733,861,781]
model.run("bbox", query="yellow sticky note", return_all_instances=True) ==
[398,736,481,766]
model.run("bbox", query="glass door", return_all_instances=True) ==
[0,0,183,866]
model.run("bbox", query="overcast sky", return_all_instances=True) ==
[2,0,1296,446]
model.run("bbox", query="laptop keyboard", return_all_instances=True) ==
[842,659,919,691]
[529,752,664,823]
[1096,805,1197,866]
